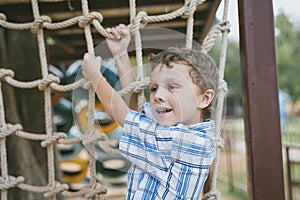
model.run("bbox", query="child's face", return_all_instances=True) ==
[149,62,203,126]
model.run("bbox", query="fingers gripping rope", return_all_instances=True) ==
[0,124,23,139]
[0,176,25,190]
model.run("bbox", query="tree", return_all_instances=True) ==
[210,38,242,117]
[275,12,300,101]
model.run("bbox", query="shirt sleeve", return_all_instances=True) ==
[119,109,173,173]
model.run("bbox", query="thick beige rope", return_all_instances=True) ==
[30,0,57,199]
[0,0,230,199]
[0,81,9,200]
[185,0,196,48]
[202,0,230,199]
[80,0,107,199]
[129,0,146,112]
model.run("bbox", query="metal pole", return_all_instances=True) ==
[238,0,285,199]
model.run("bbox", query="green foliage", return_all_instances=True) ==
[207,12,300,117]
[210,38,242,116]
[275,12,300,101]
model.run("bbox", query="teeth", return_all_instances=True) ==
[157,108,172,113]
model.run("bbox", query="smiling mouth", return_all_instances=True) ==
[156,108,173,114]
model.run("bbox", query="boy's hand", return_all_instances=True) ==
[106,24,130,58]
[82,53,102,89]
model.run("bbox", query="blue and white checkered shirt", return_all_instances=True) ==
[119,103,216,200]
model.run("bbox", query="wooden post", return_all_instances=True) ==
[238,0,285,199]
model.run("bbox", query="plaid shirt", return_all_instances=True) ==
[119,103,216,200]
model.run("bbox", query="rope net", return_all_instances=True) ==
[0,0,230,199]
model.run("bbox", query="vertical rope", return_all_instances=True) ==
[205,0,229,198]
[31,1,56,199]
[129,0,145,112]
[0,82,8,200]
[81,1,98,199]
[185,0,196,49]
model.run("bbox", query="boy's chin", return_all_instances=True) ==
[157,120,177,126]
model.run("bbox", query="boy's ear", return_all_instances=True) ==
[197,89,215,109]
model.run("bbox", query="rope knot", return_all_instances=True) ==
[182,0,196,18]
[0,124,23,139]
[44,181,69,198]
[133,79,149,93]
[0,68,15,80]
[0,176,25,190]
[130,11,148,34]
[202,189,221,200]
[135,11,148,28]
[79,12,103,28]
[38,74,60,91]
[195,0,206,6]
[218,79,228,93]
[84,183,107,199]
[0,13,7,21]
[41,132,67,148]
[31,15,52,34]
[83,80,92,90]
[82,130,107,146]
[215,136,224,148]
[219,20,231,33]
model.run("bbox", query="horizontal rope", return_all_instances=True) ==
[0,175,106,198]
[0,0,206,39]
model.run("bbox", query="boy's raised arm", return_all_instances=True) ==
[106,24,138,110]
[82,53,130,127]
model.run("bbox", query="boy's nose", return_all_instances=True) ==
[154,87,166,102]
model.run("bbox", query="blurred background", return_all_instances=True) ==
[213,0,300,199]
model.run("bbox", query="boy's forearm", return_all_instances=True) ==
[91,73,129,126]
[114,53,138,110]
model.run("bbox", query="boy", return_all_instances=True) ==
[82,24,218,199]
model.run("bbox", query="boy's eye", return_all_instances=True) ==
[167,84,178,90]
[150,86,157,92]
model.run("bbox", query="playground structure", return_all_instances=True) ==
[0,0,286,200]
[0,0,228,199]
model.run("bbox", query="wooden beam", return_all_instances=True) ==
[45,4,184,20]
[199,0,221,43]
[51,19,205,36]
[238,0,285,199]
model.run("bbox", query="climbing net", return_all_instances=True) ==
[0,0,229,199]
